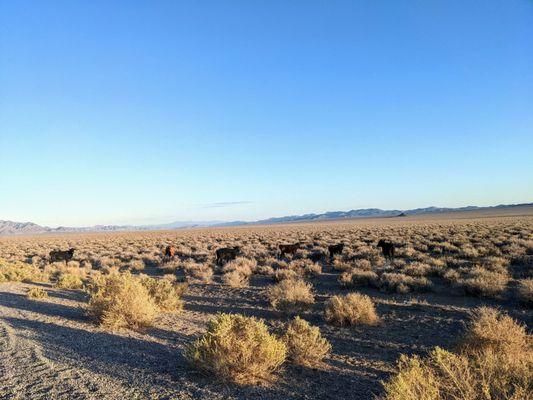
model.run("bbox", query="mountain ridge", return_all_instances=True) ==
[2,202,532,236]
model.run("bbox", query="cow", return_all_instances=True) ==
[279,243,301,258]
[377,240,395,260]
[309,251,327,263]
[216,247,241,265]
[164,245,176,259]
[49,248,75,264]
[328,243,344,258]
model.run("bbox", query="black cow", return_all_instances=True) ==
[309,251,327,263]
[216,247,241,265]
[49,248,75,264]
[377,240,395,260]
[279,243,301,258]
[328,243,344,258]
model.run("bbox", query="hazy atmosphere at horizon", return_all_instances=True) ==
[1,1,532,227]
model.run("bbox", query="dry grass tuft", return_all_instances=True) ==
[517,278,533,306]
[221,257,255,287]
[54,273,84,289]
[140,274,186,312]
[0,260,48,283]
[381,307,532,400]
[185,313,286,385]
[282,316,331,367]
[26,287,48,300]
[87,272,158,331]
[460,307,529,354]
[267,279,315,314]
[339,269,379,288]
[380,272,433,294]
[457,266,509,298]
[325,293,379,326]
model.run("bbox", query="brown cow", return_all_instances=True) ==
[49,248,75,264]
[377,240,395,260]
[164,245,176,259]
[279,243,301,258]
[328,243,344,258]
[216,247,241,265]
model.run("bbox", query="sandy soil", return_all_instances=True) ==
[1,266,531,400]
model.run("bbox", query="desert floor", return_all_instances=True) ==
[1,212,532,399]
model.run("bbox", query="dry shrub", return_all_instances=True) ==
[140,274,186,312]
[460,307,529,354]
[273,268,299,282]
[339,269,379,288]
[128,259,145,271]
[458,266,509,298]
[185,313,286,385]
[381,308,532,400]
[255,265,275,277]
[517,279,533,306]
[443,269,460,283]
[380,272,433,294]
[402,262,432,277]
[26,287,48,300]
[288,259,321,277]
[87,272,158,331]
[282,316,331,367]
[221,257,255,287]
[0,260,48,283]
[352,259,372,270]
[267,279,315,314]
[325,293,379,326]
[183,262,213,283]
[332,259,353,272]
[54,273,84,289]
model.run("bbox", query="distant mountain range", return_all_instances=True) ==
[1,202,532,236]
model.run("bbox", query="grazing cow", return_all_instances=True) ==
[164,245,176,259]
[216,247,241,265]
[377,240,395,260]
[309,251,326,263]
[328,243,344,258]
[49,248,75,264]
[279,243,301,258]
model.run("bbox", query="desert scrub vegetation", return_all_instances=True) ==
[0,259,48,283]
[517,278,533,306]
[183,261,213,283]
[456,266,509,298]
[87,272,158,331]
[339,269,379,288]
[282,316,331,367]
[380,272,433,294]
[221,257,255,287]
[381,307,532,400]
[185,313,286,385]
[267,279,315,314]
[325,293,379,326]
[459,307,529,353]
[26,287,48,300]
[54,272,84,289]
[140,274,187,312]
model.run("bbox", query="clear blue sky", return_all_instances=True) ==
[1,1,532,227]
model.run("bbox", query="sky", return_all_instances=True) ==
[1,1,532,227]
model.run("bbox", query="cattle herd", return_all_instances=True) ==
[158,241,392,266]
